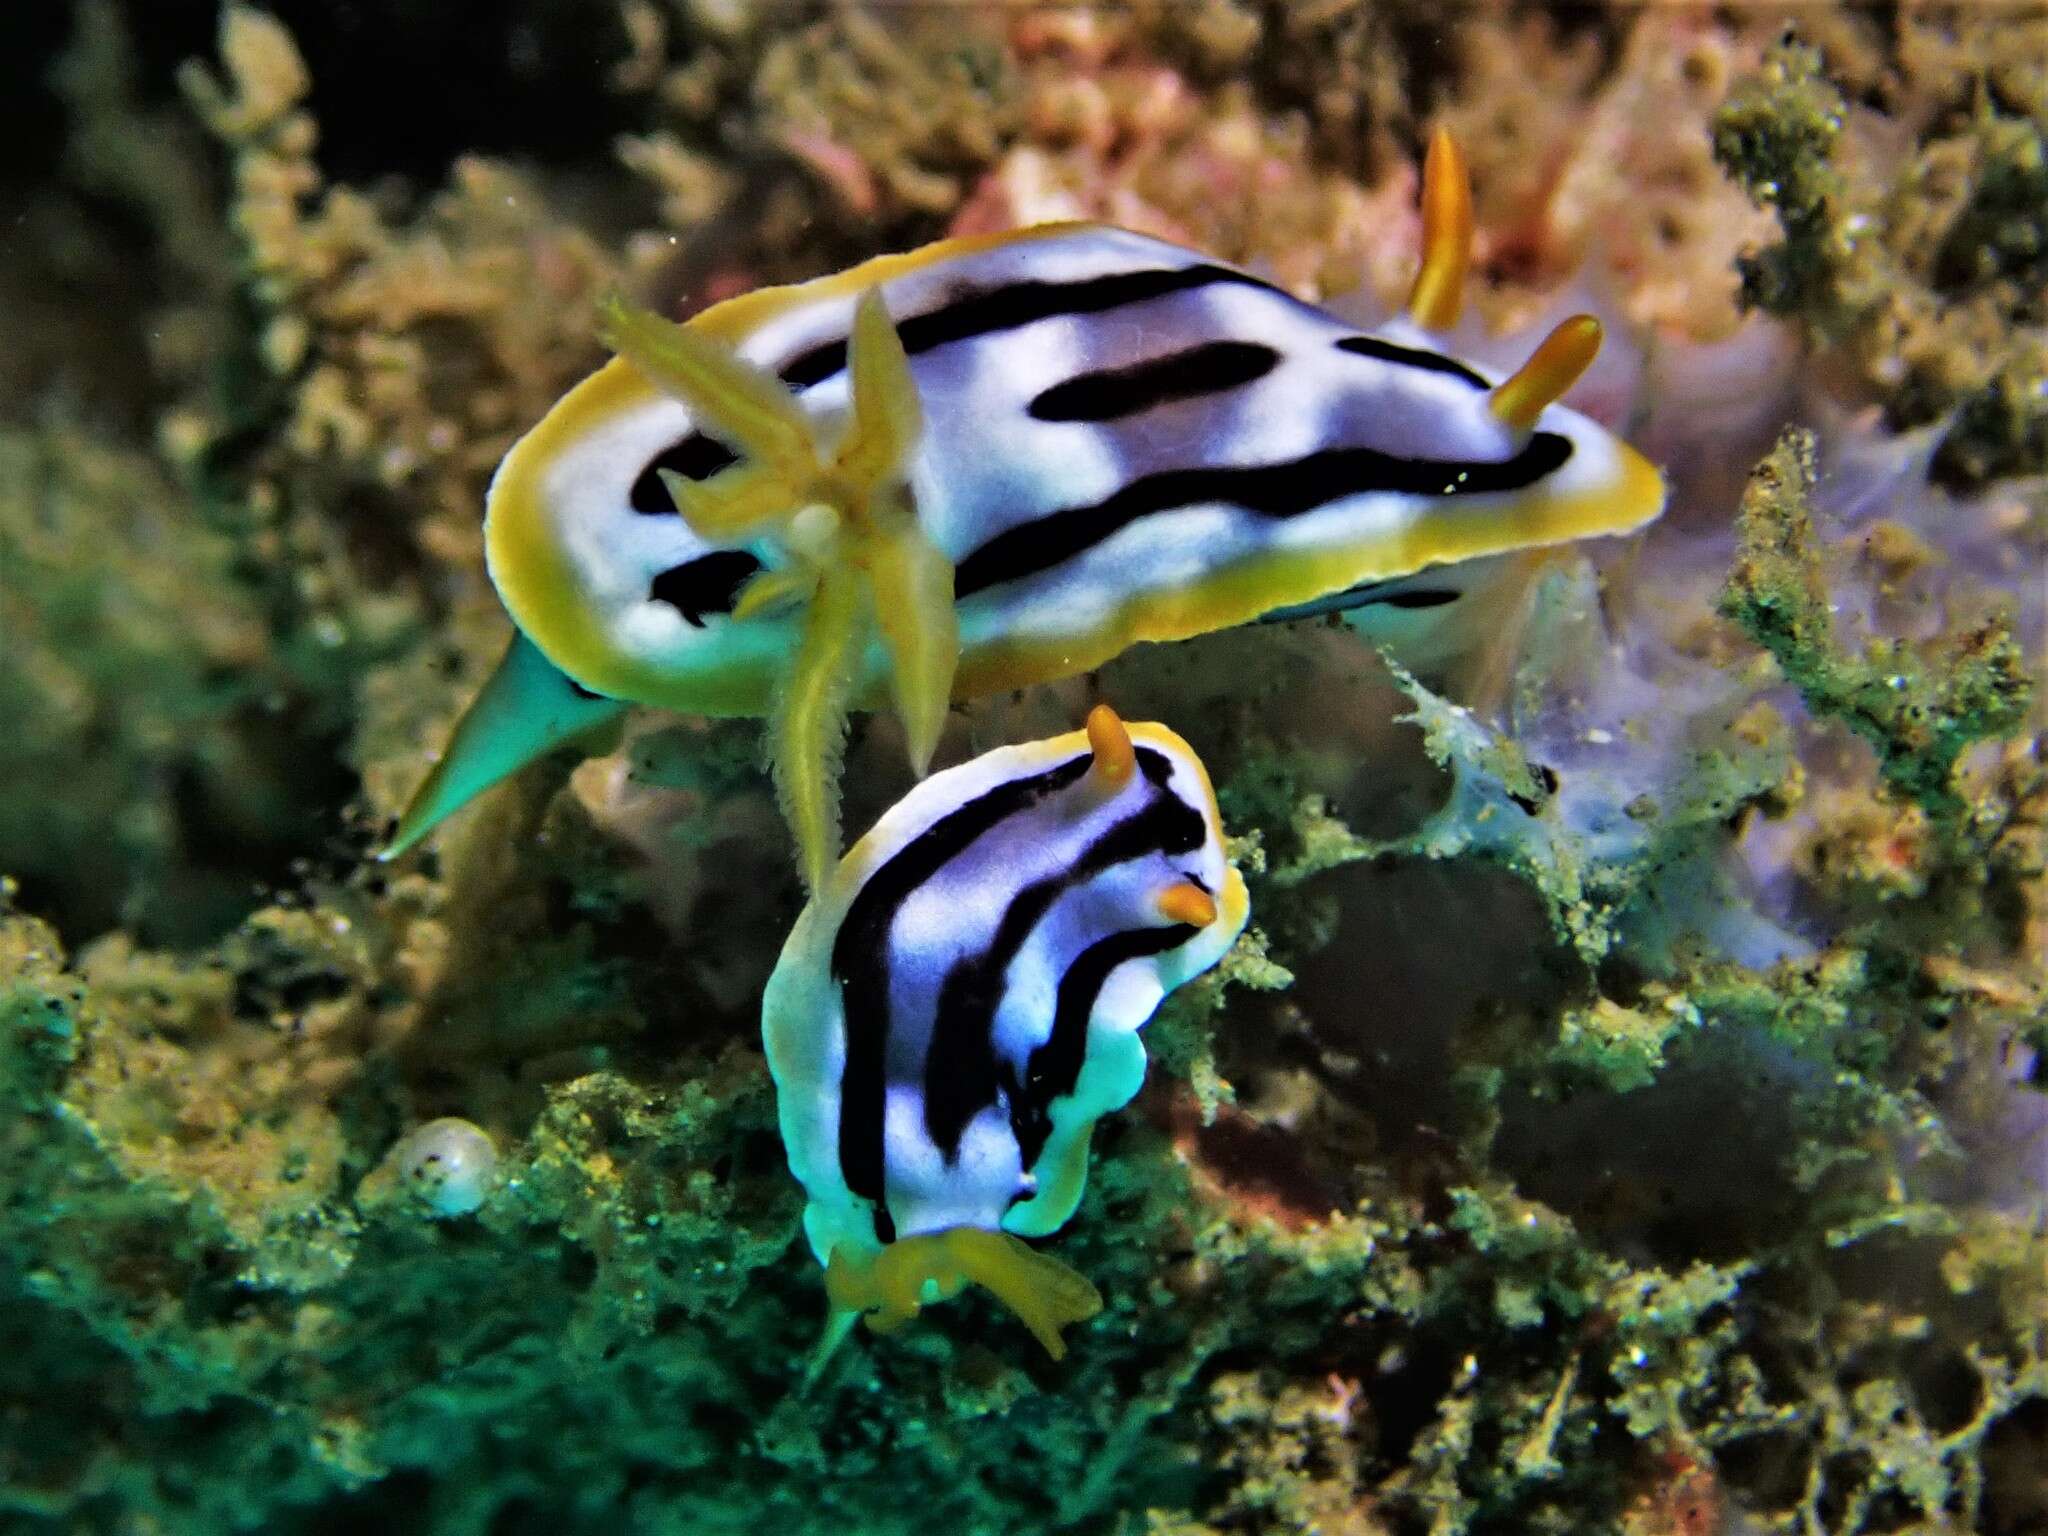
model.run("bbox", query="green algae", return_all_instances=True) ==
[0,425,356,948]
[1714,34,2048,487]
[1,845,1955,1536]
[1546,994,1697,1095]
[1712,39,1854,330]
[1719,428,2033,818]
[5,703,2044,1535]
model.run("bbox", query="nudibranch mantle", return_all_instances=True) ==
[488,222,1662,720]
[762,707,1248,1356]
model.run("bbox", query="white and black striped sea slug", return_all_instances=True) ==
[762,705,1249,1364]
[389,130,1665,888]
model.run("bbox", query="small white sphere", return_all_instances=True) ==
[395,1117,498,1217]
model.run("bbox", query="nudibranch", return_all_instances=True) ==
[389,130,1664,885]
[761,705,1247,1368]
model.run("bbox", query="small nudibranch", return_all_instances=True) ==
[388,129,1664,882]
[762,705,1248,1366]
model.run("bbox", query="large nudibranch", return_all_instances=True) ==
[762,705,1248,1368]
[389,131,1664,885]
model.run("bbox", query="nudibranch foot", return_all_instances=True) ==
[600,288,949,890]
[823,1228,1104,1362]
[382,631,627,858]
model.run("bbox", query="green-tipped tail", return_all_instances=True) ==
[381,631,628,859]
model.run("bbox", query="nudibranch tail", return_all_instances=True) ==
[1492,314,1605,432]
[1407,126,1473,332]
[821,1228,1103,1364]
[382,632,628,858]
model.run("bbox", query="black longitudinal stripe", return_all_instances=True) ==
[954,433,1574,600]
[630,262,1272,519]
[1012,925,1193,1172]
[1335,334,1490,389]
[831,753,1094,1227]
[777,263,1272,390]
[1027,341,1281,424]
[922,752,1203,1161]
[649,550,763,626]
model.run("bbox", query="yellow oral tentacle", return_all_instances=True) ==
[835,288,923,489]
[836,287,946,774]
[865,504,958,776]
[773,564,865,892]
[598,294,818,474]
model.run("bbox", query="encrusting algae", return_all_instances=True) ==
[1,5,2044,1535]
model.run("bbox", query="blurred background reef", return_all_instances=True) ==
[0,3,2044,1533]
